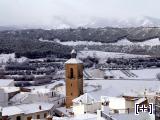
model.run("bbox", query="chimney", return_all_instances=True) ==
[97,110,102,119]
[46,115,53,120]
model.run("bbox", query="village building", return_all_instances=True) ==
[72,93,101,115]
[2,102,54,120]
[0,49,159,120]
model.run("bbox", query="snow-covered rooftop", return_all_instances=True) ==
[0,79,14,87]
[10,92,30,103]
[88,86,122,101]
[2,102,54,116]
[65,58,82,64]
[73,93,97,104]
[112,112,154,120]
[135,97,147,104]
[0,87,20,93]
[53,113,102,120]
[26,81,64,92]
[18,102,54,114]
[2,106,24,116]
[32,88,51,94]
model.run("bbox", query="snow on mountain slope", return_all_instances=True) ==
[111,39,133,46]
[138,38,160,46]
[39,38,103,46]
[0,53,27,63]
[58,38,160,47]
[39,37,160,47]
[85,16,160,28]
[111,38,160,46]
[57,40,103,46]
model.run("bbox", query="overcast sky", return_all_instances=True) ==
[0,0,160,28]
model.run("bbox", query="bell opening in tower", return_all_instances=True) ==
[70,68,74,79]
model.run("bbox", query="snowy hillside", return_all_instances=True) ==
[39,38,160,47]
[111,38,160,46]
[78,50,150,63]
[85,16,160,28]
[0,53,27,63]
[54,39,103,46]
[105,68,160,80]
[54,16,160,28]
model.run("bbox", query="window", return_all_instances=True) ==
[16,116,21,120]
[70,68,74,79]
[44,113,47,118]
[114,109,119,114]
[37,115,40,119]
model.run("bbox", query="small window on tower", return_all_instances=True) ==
[70,68,74,79]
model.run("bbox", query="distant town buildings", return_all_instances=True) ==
[0,49,159,120]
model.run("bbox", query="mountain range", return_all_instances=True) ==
[1,16,160,30]
[85,16,160,28]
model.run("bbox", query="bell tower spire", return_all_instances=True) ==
[71,49,77,58]
[65,49,83,108]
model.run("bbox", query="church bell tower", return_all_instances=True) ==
[65,49,83,108]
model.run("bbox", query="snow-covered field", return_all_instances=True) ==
[0,53,27,63]
[131,68,160,80]
[87,79,160,97]
[78,50,150,63]
[105,68,160,80]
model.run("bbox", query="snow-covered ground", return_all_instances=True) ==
[47,78,160,100]
[87,79,160,97]
[78,50,150,63]
[0,53,27,63]
[105,68,160,80]
[131,68,160,80]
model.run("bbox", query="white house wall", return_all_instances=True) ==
[73,104,85,115]
[125,100,135,113]
[73,102,101,115]
[8,111,49,120]
[108,97,126,114]
[84,102,101,113]
[0,89,8,107]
